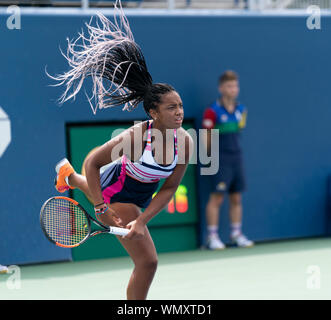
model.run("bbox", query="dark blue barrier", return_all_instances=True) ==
[326,175,331,236]
[0,11,331,265]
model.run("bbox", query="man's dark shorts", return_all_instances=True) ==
[211,160,246,194]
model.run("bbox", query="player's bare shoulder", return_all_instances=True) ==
[176,126,194,165]
[125,120,149,161]
[126,120,147,138]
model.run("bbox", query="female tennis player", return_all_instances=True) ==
[49,2,193,300]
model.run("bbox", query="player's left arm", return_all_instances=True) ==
[125,131,194,240]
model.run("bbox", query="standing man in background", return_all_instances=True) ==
[202,70,254,250]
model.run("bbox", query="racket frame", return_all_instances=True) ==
[40,196,94,248]
[41,196,129,248]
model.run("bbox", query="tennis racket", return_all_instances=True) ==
[40,196,129,248]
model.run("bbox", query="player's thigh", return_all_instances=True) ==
[107,202,141,225]
[109,202,158,267]
[118,228,158,269]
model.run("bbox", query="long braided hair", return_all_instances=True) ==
[47,0,175,115]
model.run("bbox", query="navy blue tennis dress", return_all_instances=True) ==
[100,120,178,208]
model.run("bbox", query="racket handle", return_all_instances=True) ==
[108,226,130,237]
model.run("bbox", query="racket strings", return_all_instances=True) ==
[42,198,89,247]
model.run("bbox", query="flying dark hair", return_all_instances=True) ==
[46,0,175,115]
[143,83,175,114]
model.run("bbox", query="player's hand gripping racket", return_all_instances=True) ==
[40,196,129,248]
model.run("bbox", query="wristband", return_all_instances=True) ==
[94,201,105,208]
[94,205,108,215]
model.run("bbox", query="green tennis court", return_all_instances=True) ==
[1,237,330,300]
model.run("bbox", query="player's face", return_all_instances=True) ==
[219,80,239,100]
[151,91,184,129]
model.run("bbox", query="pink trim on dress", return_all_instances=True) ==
[145,120,152,151]
[174,129,178,156]
[129,162,166,178]
[126,171,160,183]
[102,156,127,204]
[144,144,152,152]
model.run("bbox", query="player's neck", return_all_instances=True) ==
[150,120,172,143]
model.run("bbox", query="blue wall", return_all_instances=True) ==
[0,12,330,265]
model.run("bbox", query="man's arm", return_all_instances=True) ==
[202,108,217,157]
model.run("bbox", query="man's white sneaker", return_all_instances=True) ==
[207,235,226,250]
[231,233,254,248]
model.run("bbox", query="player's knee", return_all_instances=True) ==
[146,257,158,272]
[137,257,158,273]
